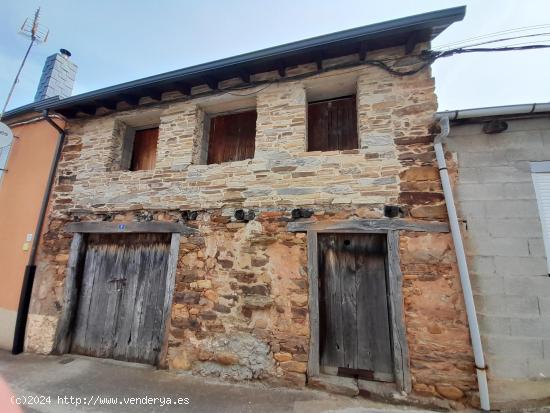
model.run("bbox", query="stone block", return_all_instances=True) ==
[494,256,548,277]
[483,335,543,357]
[308,375,359,396]
[510,318,550,338]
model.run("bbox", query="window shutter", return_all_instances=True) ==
[207,110,256,164]
[130,127,159,171]
[307,96,357,151]
[532,172,550,272]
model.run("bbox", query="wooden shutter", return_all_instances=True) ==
[308,96,358,151]
[130,127,159,171]
[207,110,257,164]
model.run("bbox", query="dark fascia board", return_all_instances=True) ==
[2,96,60,122]
[6,6,465,119]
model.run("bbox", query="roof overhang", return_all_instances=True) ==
[3,6,465,120]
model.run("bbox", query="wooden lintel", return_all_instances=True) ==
[287,218,449,233]
[120,94,140,106]
[65,221,197,235]
[405,32,420,54]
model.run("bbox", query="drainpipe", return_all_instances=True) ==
[433,116,490,411]
[12,110,66,354]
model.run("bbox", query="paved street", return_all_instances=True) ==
[0,351,438,413]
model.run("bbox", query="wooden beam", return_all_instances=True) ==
[276,61,286,77]
[53,233,86,354]
[144,89,163,101]
[287,218,450,233]
[120,94,140,106]
[386,230,412,392]
[173,82,191,95]
[306,230,320,377]
[96,100,117,110]
[358,41,368,61]
[157,232,181,367]
[65,221,197,235]
[76,105,96,116]
[203,76,218,90]
[315,57,323,71]
[405,31,420,54]
[237,69,250,83]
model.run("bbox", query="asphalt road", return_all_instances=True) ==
[0,350,437,413]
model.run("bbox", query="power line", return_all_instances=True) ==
[433,24,550,50]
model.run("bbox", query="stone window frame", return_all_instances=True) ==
[120,123,161,171]
[196,97,258,166]
[304,75,361,152]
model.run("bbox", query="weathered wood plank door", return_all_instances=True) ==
[318,233,394,382]
[71,233,171,365]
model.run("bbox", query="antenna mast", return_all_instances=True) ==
[0,8,49,120]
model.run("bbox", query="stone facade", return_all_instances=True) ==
[444,117,550,408]
[27,45,477,408]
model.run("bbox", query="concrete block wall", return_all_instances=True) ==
[444,117,550,406]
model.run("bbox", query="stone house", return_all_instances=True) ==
[440,103,550,408]
[18,6,483,409]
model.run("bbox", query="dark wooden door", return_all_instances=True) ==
[71,233,171,365]
[318,233,394,382]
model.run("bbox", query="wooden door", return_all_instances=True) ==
[318,233,394,381]
[71,233,171,365]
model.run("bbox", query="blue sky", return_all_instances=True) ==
[1,0,549,111]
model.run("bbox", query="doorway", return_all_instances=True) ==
[318,233,393,381]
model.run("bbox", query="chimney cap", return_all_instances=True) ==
[59,49,71,58]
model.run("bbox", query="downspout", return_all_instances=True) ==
[12,110,66,354]
[433,116,490,411]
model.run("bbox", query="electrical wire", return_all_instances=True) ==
[433,24,550,50]
[435,32,550,51]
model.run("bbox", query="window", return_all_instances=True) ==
[307,95,358,151]
[207,110,256,164]
[121,126,159,171]
[531,161,550,271]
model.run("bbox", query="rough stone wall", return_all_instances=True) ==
[444,117,550,407]
[26,45,477,407]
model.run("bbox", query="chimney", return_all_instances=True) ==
[34,49,77,102]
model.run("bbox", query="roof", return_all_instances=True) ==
[4,6,465,120]
[437,102,550,121]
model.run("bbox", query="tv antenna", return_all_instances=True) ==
[0,8,49,120]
